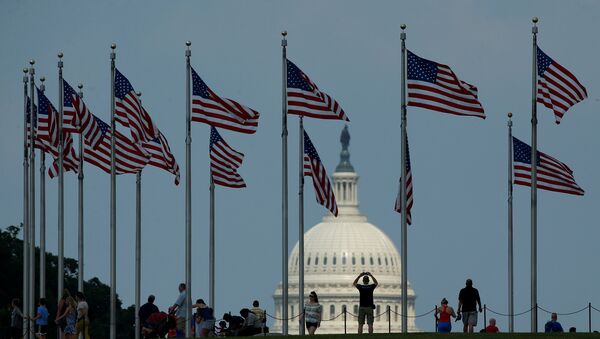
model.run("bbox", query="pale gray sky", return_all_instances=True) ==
[2,0,600,332]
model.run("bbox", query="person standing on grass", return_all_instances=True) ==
[303,291,322,335]
[353,271,378,334]
[435,298,456,332]
[457,278,482,333]
[168,283,187,336]
[31,298,49,339]
[10,298,24,339]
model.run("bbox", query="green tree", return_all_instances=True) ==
[0,225,135,339]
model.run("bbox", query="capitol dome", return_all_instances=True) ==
[272,126,417,334]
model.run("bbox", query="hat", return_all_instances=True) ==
[441,298,448,304]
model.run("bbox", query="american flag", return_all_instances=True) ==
[536,46,587,124]
[209,127,246,188]
[513,136,584,196]
[63,80,103,149]
[114,69,159,143]
[394,134,413,224]
[142,132,181,185]
[26,97,46,150]
[407,50,485,119]
[191,67,260,134]
[303,130,338,216]
[83,114,150,174]
[287,59,349,121]
[35,89,80,177]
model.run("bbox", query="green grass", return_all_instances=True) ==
[185,334,598,339]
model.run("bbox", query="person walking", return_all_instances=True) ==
[10,298,24,339]
[31,298,49,339]
[353,272,378,334]
[168,283,187,336]
[303,291,322,335]
[435,298,456,332]
[457,278,482,333]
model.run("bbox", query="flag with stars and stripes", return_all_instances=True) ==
[83,115,150,174]
[63,79,103,149]
[209,127,246,188]
[303,130,338,216]
[141,132,181,185]
[26,97,46,151]
[513,136,584,196]
[407,50,485,119]
[34,89,80,177]
[287,59,349,121]
[536,46,587,124]
[114,69,159,143]
[394,134,413,225]
[191,67,259,134]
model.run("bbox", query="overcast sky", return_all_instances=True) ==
[2,0,600,333]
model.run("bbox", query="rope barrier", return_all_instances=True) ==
[321,312,344,322]
[591,305,600,313]
[486,306,535,317]
[538,305,588,316]
[265,311,304,321]
[390,307,436,318]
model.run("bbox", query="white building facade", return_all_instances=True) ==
[272,126,417,334]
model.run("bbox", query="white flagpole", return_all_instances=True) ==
[57,52,65,315]
[209,178,215,311]
[135,91,143,339]
[530,17,539,333]
[507,112,514,332]
[77,83,85,294]
[28,61,37,339]
[185,41,193,339]
[22,67,30,338]
[298,116,304,335]
[109,43,117,339]
[39,76,47,299]
[281,30,289,336]
[400,24,409,333]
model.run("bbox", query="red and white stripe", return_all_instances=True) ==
[210,137,246,189]
[84,129,149,175]
[514,150,584,196]
[116,93,158,144]
[303,155,338,217]
[141,132,180,185]
[408,64,485,119]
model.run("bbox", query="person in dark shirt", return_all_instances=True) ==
[457,278,482,333]
[222,312,245,336]
[353,272,378,334]
[139,295,159,332]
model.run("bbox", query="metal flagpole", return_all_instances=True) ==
[28,61,37,339]
[400,24,408,334]
[134,91,143,339]
[281,30,289,336]
[298,117,304,336]
[77,83,85,293]
[507,112,514,333]
[57,52,65,313]
[530,17,539,333]
[109,43,117,339]
[209,179,215,311]
[39,77,47,299]
[184,41,193,339]
[22,67,30,338]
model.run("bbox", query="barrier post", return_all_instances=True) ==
[434,305,438,332]
[387,305,391,333]
[589,302,592,333]
[483,304,487,330]
[343,305,347,334]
